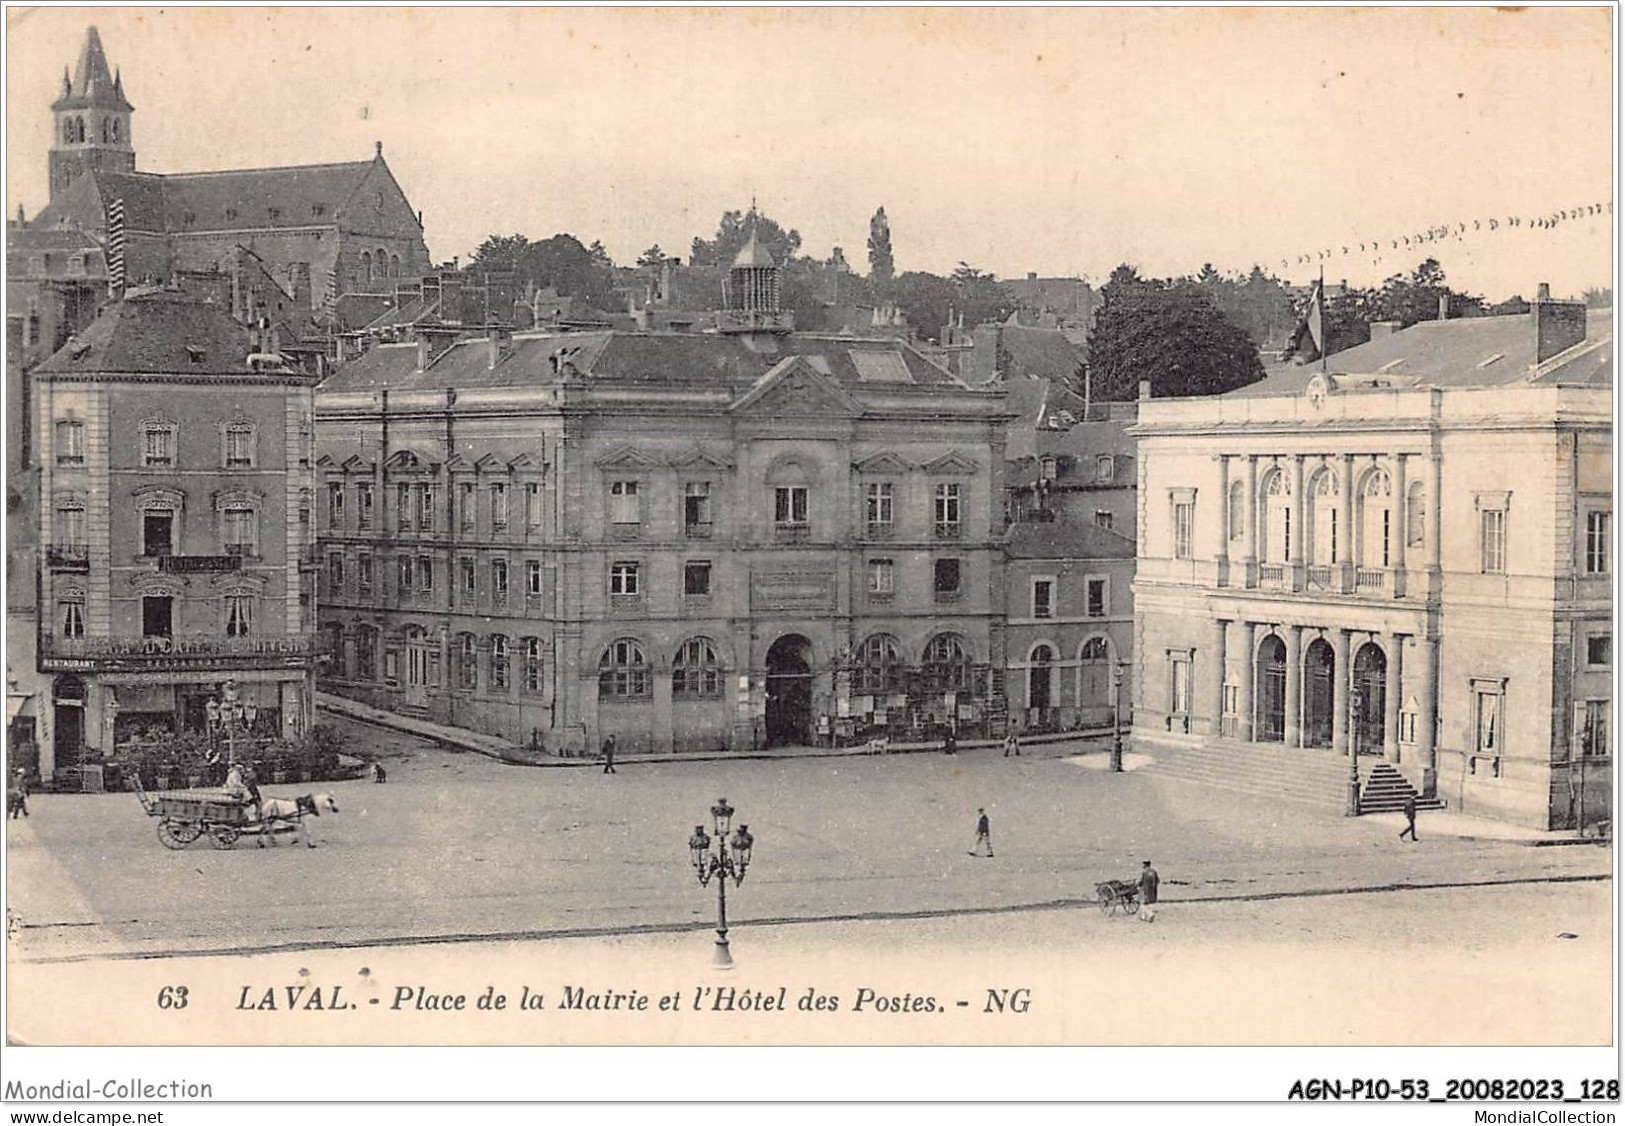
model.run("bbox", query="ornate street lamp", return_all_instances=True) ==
[1346,686,1364,816]
[1110,659,1131,773]
[689,797,754,968]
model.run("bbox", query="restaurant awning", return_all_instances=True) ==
[7,694,36,724]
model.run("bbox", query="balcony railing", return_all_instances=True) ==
[41,632,321,671]
[933,588,962,603]
[934,522,963,540]
[46,544,90,569]
[865,522,895,540]
[610,593,644,614]
[1258,563,1286,587]
[1305,565,1334,591]
[1355,568,1385,589]
[683,521,713,539]
[774,523,811,542]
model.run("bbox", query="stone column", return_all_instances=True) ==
[654,666,675,754]
[1238,621,1258,741]
[1214,455,1231,587]
[1338,453,1356,592]
[1284,624,1303,748]
[1392,453,1409,577]
[1290,454,1307,590]
[1427,450,1443,580]
[1332,628,1352,755]
[1210,617,1229,737]
[1243,455,1259,587]
[1383,633,1403,761]
[1416,633,1438,794]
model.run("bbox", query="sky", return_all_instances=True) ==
[5,6,1614,300]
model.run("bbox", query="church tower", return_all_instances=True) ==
[49,26,135,200]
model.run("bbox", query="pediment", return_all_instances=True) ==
[315,454,339,469]
[729,357,865,419]
[444,453,474,473]
[594,445,664,471]
[669,447,734,471]
[920,450,979,476]
[385,447,436,471]
[472,452,509,472]
[340,454,375,474]
[852,452,913,475]
[506,452,543,472]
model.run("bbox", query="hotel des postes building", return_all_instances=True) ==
[1132,289,1611,829]
[313,236,1013,753]
[31,291,321,782]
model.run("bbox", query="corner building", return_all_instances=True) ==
[315,241,1012,753]
[1132,295,1611,829]
[32,293,321,780]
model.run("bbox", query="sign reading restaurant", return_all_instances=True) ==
[39,634,320,673]
[157,555,243,574]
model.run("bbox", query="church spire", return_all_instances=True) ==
[48,25,136,200]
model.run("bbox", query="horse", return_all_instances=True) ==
[255,792,339,848]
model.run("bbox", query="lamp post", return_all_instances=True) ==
[1346,686,1363,816]
[1110,659,1131,773]
[689,797,755,968]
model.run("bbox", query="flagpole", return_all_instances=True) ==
[1319,264,1327,374]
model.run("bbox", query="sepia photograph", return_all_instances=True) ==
[1,3,1616,1104]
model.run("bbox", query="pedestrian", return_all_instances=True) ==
[8,768,28,819]
[943,726,957,755]
[1003,731,1021,757]
[1137,859,1160,922]
[968,807,994,857]
[601,734,618,775]
[1399,793,1418,842]
[370,761,388,784]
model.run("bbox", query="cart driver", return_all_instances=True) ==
[225,762,263,820]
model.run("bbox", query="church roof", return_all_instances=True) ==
[34,291,290,377]
[54,26,132,112]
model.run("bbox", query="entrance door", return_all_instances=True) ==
[1256,635,1286,742]
[53,676,85,771]
[1303,638,1335,747]
[1352,642,1386,754]
[405,627,431,708]
[765,634,813,747]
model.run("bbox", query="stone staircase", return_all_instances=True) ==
[1141,739,1444,815]
[1357,761,1446,814]
[1140,738,1360,811]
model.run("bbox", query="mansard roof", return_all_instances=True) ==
[34,291,296,378]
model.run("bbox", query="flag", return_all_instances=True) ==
[1303,276,1325,357]
[106,197,126,294]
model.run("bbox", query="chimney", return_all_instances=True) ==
[1438,294,1450,320]
[1027,271,1038,281]
[487,325,511,370]
[1532,283,1587,363]
[416,334,431,373]
[1369,321,1401,340]
[290,263,312,311]
[1138,379,1152,401]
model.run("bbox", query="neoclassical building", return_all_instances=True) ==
[1133,293,1611,828]
[314,239,1013,753]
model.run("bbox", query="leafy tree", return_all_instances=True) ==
[519,234,618,309]
[636,244,669,268]
[1371,257,1484,327]
[1487,295,1531,316]
[689,208,801,268]
[470,234,530,273]
[1583,286,1613,309]
[867,207,895,285]
[886,265,1016,344]
[1086,265,1264,399]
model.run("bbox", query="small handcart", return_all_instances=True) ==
[1095,878,1141,917]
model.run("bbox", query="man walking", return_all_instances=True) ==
[1399,792,1418,841]
[942,725,957,755]
[968,807,994,857]
[1003,731,1021,757]
[601,734,618,775]
[1137,859,1160,922]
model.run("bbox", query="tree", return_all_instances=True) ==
[470,234,530,273]
[867,207,895,285]
[1086,266,1264,400]
[689,208,801,268]
[886,265,1016,344]
[636,245,669,268]
[1370,257,1485,327]
[1583,286,1613,309]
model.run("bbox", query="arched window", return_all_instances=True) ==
[1261,467,1290,563]
[101,117,110,143]
[360,251,372,281]
[1306,468,1339,565]
[390,254,402,277]
[1358,469,1393,568]
[522,637,544,694]
[63,119,75,145]
[857,633,903,694]
[599,638,651,700]
[57,587,85,639]
[489,635,510,691]
[1078,636,1111,708]
[457,632,477,689]
[1029,644,1055,710]
[1228,479,1245,542]
[923,633,972,692]
[74,116,85,142]
[110,117,120,143]
[673,637,724,698]
[223,590,256,637]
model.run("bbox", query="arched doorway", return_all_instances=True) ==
[1028,644,1055,711]
[404,626,434,707]
[53,676,85,770]
[1255,635,1286,742]
[765,634,813,747]
[1352,641,1387,754]
[1303,637,1336,747]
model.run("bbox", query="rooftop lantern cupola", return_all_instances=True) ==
[719,216,793,341]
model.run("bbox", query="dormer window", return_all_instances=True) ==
[268,207,281,223]
[1096,456,1115,484]
[224,207,238,223]
[1040,456,1058,481]
[312,203,327,218]
[181,210,196,228]
[186,345,206,365]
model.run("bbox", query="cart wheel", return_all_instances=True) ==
[156,820,198,850]
[1122,898,1139,916]
[1098,895,1114,915]
[209,826,240,850]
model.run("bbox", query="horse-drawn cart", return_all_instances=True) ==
[136,787,283,849]
[1095,878,1141,916]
